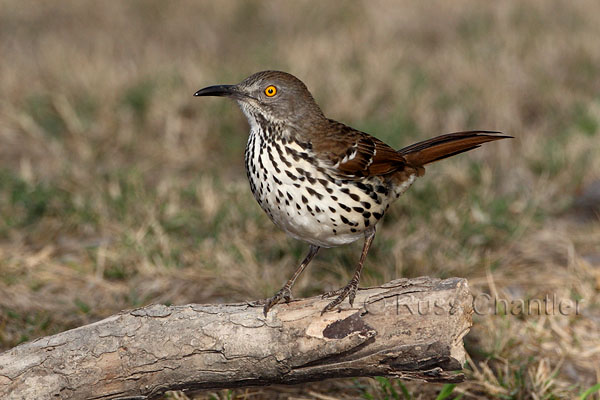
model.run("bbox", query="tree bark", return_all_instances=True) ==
[0,276,473,400]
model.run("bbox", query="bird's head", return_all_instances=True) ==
[194,71,325,130]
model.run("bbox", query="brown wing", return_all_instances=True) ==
[312,120,407,179]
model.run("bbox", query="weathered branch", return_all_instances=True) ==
[0,276,473,399]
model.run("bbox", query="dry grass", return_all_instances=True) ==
[1,1,600,398]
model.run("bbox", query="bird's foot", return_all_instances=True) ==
[262,286,293,316]
[321,281,358,314]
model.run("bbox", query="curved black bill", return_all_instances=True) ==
[194,85,237,97]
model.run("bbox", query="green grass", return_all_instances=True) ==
[580,383,600,400]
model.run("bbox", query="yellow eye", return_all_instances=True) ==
[264,85,277,97]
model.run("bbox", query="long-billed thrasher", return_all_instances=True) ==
[194,70,511,315]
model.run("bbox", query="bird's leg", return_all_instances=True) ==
[263,245,320,316]
[321,226,376,314]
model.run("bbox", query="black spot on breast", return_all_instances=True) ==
[299,152,312,161]
[353,206,364,213]
[370,192,382,204]
[285,146,300,162]
[356,182,373,193]
[306,187,323,200]
[285,170,297,181]
[361,201,371,209]
[298,141,312,150]
[329,206,336,213]
[268,151,281,173]
[373,212,383,220]
[281,157,292,168]
[302,195,308,204]
[363,211,371,218]
[339,203,351,212]
[340,215,351,225]
[275,143,292,167]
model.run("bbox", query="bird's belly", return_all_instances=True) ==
[265,191,365,248]
[249,167,366,248]
[245,133,392,248]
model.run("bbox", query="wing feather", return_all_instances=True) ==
[312,120,407,179]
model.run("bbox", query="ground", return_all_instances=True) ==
[0,1,599,399]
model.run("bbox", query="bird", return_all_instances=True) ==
[194,70,511,316]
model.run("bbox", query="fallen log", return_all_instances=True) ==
[0,276,473,399]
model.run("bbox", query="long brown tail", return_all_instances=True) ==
[399,130,512,167]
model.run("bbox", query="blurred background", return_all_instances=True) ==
[1,1,599,398]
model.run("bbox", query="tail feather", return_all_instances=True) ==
[399,130,512,167]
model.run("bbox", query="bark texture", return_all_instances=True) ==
[0,276,473,399]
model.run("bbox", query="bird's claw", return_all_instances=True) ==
[262,287,293,316]
[321,281,358,314]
